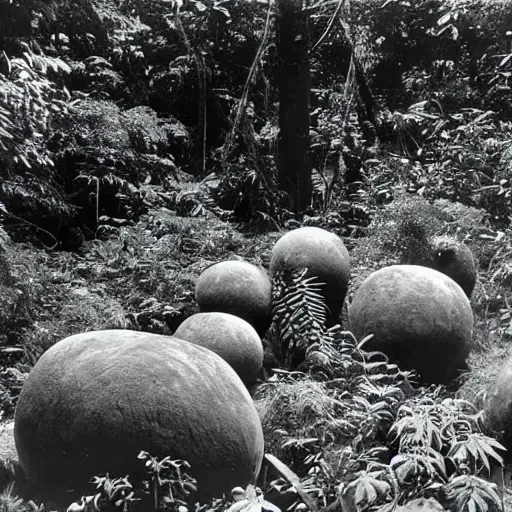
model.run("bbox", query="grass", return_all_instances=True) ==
[0,189,512,512]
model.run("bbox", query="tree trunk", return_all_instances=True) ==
[353,56,377,128]
[276,0,312,213]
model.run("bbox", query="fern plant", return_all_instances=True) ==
[0,43,74,238]
[0,45,71,171]
[271,267,328,368]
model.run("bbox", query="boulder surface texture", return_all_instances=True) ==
[174,312,263,386]
[348,265,474,384]
[269,227,350,321]
[14,330,264,503]
[195,260,272,336]
[430,236,477,298]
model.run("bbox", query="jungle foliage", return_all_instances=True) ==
[2,0,512,511]
[1,0,512,240]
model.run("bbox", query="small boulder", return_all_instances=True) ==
[269,227,350,322]
[430,236,477,298]
[174,312,264,386]
[14,330,264,504]
[348,265,474,384]
[195,261,272,337]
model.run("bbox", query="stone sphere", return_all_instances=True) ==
[348,265,474,384]
[195,261,272,336]
[174,312,264,386]
[14,330,264,503]
[484,358,512,459]
[430,236,477,298]
[269,227,350,322]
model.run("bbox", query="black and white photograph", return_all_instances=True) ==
[0,0,512,510]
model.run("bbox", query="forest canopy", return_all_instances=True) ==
[0,0,511,242]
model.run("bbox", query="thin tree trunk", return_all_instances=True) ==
[353,55,377,127]
[339,18,377,128]
[277,0,312,213]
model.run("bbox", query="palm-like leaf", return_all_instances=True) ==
[272,267,328,367]
[445,475,502,512]
[447,433,505,475]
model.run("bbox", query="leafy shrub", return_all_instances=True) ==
[212,155,288,230]
[351,193,451,272]
[123,107,171,155]
[0,485,40,512]
[52,99,183,232]
[257,267,504,512]
[67,453,257,512]
[0,45,73,238]
[353,0,512,109]
[0,47,71,170]
[355,110,512,234]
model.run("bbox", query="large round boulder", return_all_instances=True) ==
[484,358,512,459]
[430,236,477,298]
[348,265,474,384]
[269,227,350,322]
[174,312,264,386]
[195,261,272,337]
[14,330,264,503]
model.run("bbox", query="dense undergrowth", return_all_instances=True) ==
[2,0,512,511]
[1,188,512,512]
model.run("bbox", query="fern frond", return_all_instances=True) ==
[272,267,329,368]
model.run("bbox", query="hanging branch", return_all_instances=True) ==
[310,0,377,128]
[2,211,59,250]
[316,51,356,210]
[311,0,347,53]
[343,51,357,120]
[338,14,377,127]
[221,0,273,164]
[173,9,208,176]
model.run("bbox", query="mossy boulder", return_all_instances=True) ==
[174,312,264,386]
[430,237,477,298]
[14,330,264,503]
[269,227,350,322]
[195,261,272,337]
[348,265,474,384]
[484,358,512,459]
